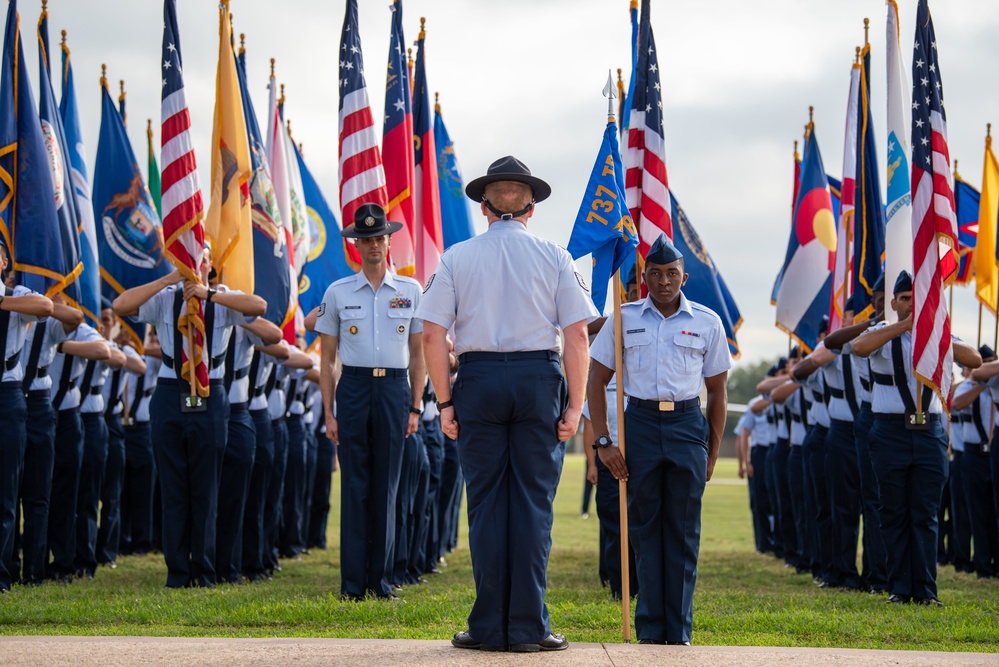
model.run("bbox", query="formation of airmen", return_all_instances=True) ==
[736,271,995,606]
[0,215,462,593]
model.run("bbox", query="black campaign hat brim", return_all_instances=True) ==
[465,173,551,204]
[340,220,405,239]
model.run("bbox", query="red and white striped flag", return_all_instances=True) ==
[910,0,958,406]
[625,0,672,261]
[161,0,208,397]
[831,63,859,331]
[338,0,388,269]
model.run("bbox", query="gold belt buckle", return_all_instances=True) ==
[372,368,386,378]
[658,400,675,412]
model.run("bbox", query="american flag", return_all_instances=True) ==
[625,0,672,259]
[161,0,208,396]
[831,66,859,331]
[339,0,388,265]
[910,0,957,405]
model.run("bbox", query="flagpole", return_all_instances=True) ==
[604,69,631,644]
[978,302,983,348]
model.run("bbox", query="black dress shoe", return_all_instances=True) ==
[509,633,568,652]
[914,597,944,607]
[451,631,506,652]
[667,641,691,646]
[886,594,911,604]
[817,580,836,589]
[638,639,666,645]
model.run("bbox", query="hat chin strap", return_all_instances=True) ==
[483,198,534,221]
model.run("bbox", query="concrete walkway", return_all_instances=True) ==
[0,637,995,666]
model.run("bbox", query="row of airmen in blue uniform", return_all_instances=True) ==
[0,234,463,593]
[736,271,986,605]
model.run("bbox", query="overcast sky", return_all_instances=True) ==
[19,0,999,366]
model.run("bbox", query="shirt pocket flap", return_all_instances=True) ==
[673,333,705,350]
[623,330,653,348]
[386,307,414,319]
[339,307,367,321]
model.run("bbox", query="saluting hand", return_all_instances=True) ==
[597,445,629,482]
[440,406,459,441]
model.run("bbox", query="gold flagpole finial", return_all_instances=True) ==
[617,67,623,84]
[100,64,107,88]
[299,142,303,155]
[119,80,125,97]
[794,139,799,159]
[60,29,66,46]
[239,33,245,55]
[863,18,870,46]
[419,16,426,40]
[286,119,292,138]
[855,46,861,64]
[270,58,275,78]
[279,83,285,106]
[988,123,992,139]
[147,118,153,138]
[434,91,440,113]
[41,0,47,13]
[806,106,814,136]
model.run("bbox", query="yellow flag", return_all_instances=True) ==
[205,0,253,294]
[976,133,999,314]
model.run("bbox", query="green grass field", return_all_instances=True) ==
[1,456,996,651]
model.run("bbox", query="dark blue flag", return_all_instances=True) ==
[953,176,979,284]
[852,43,886,322]
[0,0,77,297]
[434,99,474,249]
[60,29,101,326]
[37,6,84,313]
[568,120,638,313]
[671,193,742,358]
[92,77,168,350]
[236,43,291,327]
[295,141,352,349]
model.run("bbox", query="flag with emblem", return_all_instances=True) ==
[831,65,858,331]
[413,18,443,286]
[775,127,837,353]
[434,95,474,249]
[381,0,416,276]
[93,73,167,352]
[0,0,78,298]
[671,193,741,357]
[976,130,999,313]
[35,4,84,310]
[626,0,672,261]
[59,28,100,326]
[568,119,638,313]
[884,0,913,322]
[339,0,388,268]
[852,41,886,323]
[910,0,957,406]
[236,36,291,328]
[953,171,978,285]
[771,145,802,304]
[205,1,253,295]
[295,141,352,349]
[161,0,209,397]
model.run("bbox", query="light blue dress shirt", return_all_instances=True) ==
[136,284,252,381]
[314,270,423,369]
[866,325,944,415]
[20,319,68,391]
[415,220,598,356]
[2,285,44,383]
[747,395,772,446]
[590,293,731,402]
[126,355,161,423]
[803,371,830,428]
[49,323,104,411]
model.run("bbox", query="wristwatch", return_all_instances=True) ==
[437,399,454,410]
[409,406,422,415]
[592,434,613,451]
[206,288,217,303]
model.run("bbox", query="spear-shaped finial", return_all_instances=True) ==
[603,69,617,121]
[270,58,275,78]
[60,29,66,46]
[864,18,870,46]
[100,64,107,88]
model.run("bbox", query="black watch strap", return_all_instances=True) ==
[437,399,454,410]
[592,434,612,450]
[409,406,421,415]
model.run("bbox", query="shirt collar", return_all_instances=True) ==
[640,292,693,321]
[487,219,529,234]
[352,269,398,292]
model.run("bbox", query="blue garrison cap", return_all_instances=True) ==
[789,345,802,359]
[818,315,829,335]
[625,263,638,287]
[645,233,683,265]
[872,272,886,294]
[766,364,778,377]
[893,270,913,295]
[979,345,995,360]
[843,293,856,313]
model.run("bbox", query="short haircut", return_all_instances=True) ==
[483,181,533,212]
